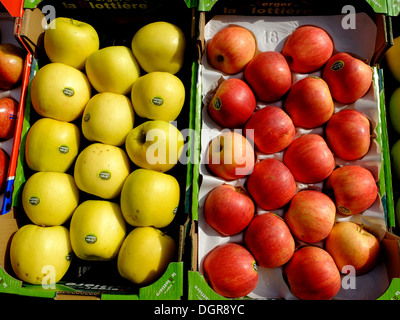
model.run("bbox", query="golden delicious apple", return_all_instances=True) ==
[69,200,127,261]
[391,139,400,181]
[44,17,100,70]
[85,46,140,95]
[131,71,185,121]
[74,143,131,199]
[25,117,80,172]
[10,224,73,285]
[125,120,184,172]
[389,87,400,134]
[117,226,176,285]
[82,92,135,146]
[386,36,400,82]
[22,171,80,226]
[131,21,186,74]
[396,197,400,229]
[120,168,180,228]
[30,62,92,122]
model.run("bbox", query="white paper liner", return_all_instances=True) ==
[197,13,390,300]
[0,13,24,209]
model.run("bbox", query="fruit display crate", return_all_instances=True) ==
[0,0,198,300]
[0,9,31,224]
[188,0,400,300]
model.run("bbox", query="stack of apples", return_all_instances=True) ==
[9,17,188,288]
[200,24,383,300]
[0,41,25,196]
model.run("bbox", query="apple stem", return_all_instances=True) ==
[140,130,147,144]
[217,55,224,63]
[234,185,248,195]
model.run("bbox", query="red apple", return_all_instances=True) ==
[281,25,334,74]
[206,26,257,75]
[283,134,335,184]
[206,131,255,180]
[0,97,18,140]
[0,148,10,193]
[284,190,336,244]
[244,212,295,268]
[284,246,341,300]
[244,106,295,154]
[203,184,255,236]
[325,221,381,275]
[325,165,378,215]
[208,78,256,128]
[203,242,258,298]
[284,76,334,128]
[322,52,373,104]
[0,43,25,90]
[246,158,297,210]
[244,51,292,102]
[325,109,371,160]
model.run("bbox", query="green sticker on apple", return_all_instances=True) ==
[63,87,75,97]
[213,97,222,110]
[66,252,73,261]
[28,196,40,206]
[331,60,344,71]
[83,113,90,122]
[252,261,258,273]
[58,145,70,154]
[338,206,351,214]
[152,97,164,106]
[85,234,97,244]
[98,170,111,180]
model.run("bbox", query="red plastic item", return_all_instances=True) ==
[1,0,24,17]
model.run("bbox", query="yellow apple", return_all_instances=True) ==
[25,117,80,172]
[389,87,400,134]
[131,71,185,121]
[131,21,186,74]
[82,92,135,146]
[120,168,180,228]
[22,171,80,226]
[85,46,140,95]
[73,143,131,199]
[30,62,92,122]
[386,36,400,82]
[44,17,100,70]
[391,139,400,181]
[10,224,72,285]
[69,200,127,261]
[125,120,184,172]
[395,197,400,229]
[117,226,176,285]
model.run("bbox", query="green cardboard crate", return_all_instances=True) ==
[189,0,400,300]
[0,0,198,300]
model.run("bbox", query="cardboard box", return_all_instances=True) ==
[189,0,400,300]
[0,0,197,300]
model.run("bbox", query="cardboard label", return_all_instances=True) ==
[24,0,194,12]
[198,0,389,15]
